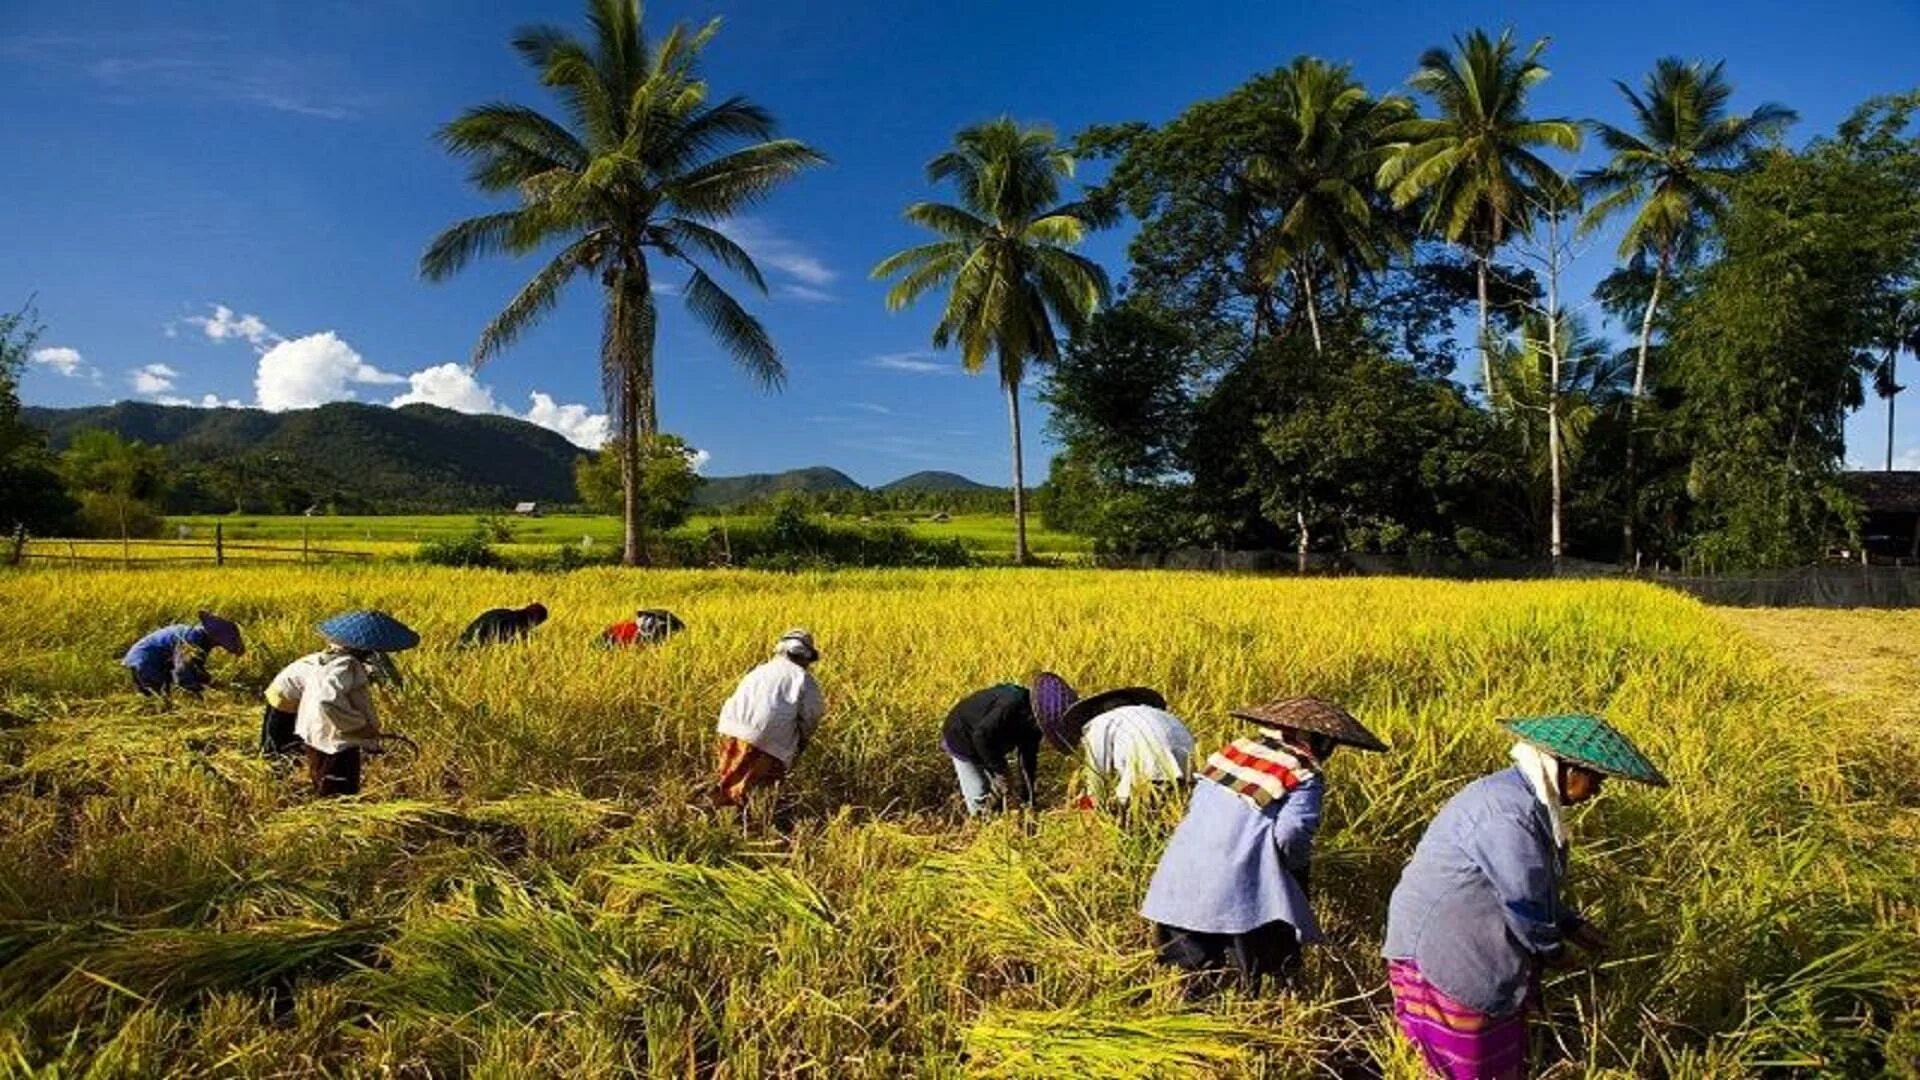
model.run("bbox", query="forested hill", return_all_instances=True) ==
[689,466,862,507]
[23,401,588,513]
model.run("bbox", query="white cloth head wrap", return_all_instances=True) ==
[1510,741,1570,849]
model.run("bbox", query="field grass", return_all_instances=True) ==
[0,566,1915,1076]
[161,512,1094,557]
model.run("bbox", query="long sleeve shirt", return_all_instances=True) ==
[121,624,212,692]
[940,684,1041,804]
[714,656,826,767]
[1382,767,1578,1016]
[294,651,380,754]
[1138,776,1325,939]
[1080,704,1196,802]
[458,608,538,647]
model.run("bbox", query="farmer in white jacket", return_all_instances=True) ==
[295,610,419,797]
[713,628,826,807]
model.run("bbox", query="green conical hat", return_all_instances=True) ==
[1500,714,1669,787]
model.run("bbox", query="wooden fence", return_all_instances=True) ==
[6,523,375,568]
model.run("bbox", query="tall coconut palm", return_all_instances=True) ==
[1242,57,1411,353]
[1580,58,1794,556]
[1377,29,1581,398]
[872,119,1111,564]
[1875,294,1920,471]
[422,0,824,566]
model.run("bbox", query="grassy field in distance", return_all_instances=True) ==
[0,566,1913,1075]
[162,512,1094,557]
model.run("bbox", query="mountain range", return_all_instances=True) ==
[23,401,997,511]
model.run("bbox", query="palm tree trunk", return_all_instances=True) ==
[608,275,645,567]
[1299,269,1323,355]
[1477,253,1494,401]
[1887,357,1898,473]
[1007,383,1030,566]
[1622,260,1666,564]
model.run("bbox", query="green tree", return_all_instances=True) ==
[1378,29,1581,398]
[1580,58,1794,556]
[60,429,168,554]
[0,301,77,537]
[1669,96,1920,568]
[422,0,823,566]
[574,433,701,529]
[1241,57,1411,353]
[872,118,1111,564]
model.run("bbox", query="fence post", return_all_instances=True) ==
[302,523,310,564]
[67,539,77,566]
[215,521,225,567]
[8,524,23,567]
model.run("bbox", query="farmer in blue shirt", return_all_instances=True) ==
[121,611,244,697]
[1139,696,1389,995]
[1381,714,1668,1080]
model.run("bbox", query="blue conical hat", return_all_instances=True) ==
[317,610,420,653]
[1501,714,1668,787]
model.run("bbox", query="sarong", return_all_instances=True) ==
[713,736,786,806]
[1387,958,1529,1079]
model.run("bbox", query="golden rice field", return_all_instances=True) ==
[1,565,1916,1077]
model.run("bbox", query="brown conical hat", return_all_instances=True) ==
[1229,696,1389,753]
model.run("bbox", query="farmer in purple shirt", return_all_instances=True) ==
[1382,714,1668,1079]
[121,611,244,697]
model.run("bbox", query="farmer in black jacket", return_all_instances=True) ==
[941,672,1078,816]
[457,603,548,647]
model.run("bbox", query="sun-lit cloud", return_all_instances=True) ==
[178,303,280,351]
[870,351,950,374]
[851,401,893,414]
[31,345,97,381]
[1,34,365,119]
[130,362,178,395]
[389,362,610,449]
[255,332,404,410]
[717,217,838,300]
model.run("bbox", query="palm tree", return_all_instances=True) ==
[1580,58,1794,557]
[871,119,1111,564]
[1875,294,1920,471]
[422,0,824,565]
[1241,57,1411,353]
[1377,29,1581,398]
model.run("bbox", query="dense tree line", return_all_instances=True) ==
[1041,39,1920,569]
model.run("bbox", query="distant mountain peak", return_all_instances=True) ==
[879,470,993,492]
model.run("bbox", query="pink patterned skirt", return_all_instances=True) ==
[1387,959,1529,1079]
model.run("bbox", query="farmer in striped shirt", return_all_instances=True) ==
[1138,697,1389,995]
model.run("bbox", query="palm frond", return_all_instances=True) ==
[683,268,782,388]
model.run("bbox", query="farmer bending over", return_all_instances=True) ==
[1140,697,1389,996]
[712,629,825,807]
[262,642,402,758]
[121,611,244,698]
[458,602,548,647]
[940,672,1076,817]
[601,608,685,646]
[1382,714,1666,1079]
[1053,685,1194,808]
[295,610,420,797]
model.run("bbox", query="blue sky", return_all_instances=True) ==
[6,0,1920,485]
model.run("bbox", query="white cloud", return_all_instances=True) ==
[31,345,97,380]
[688,448,712,474]
[719,217,837,298]
[870,351,950,374]
[386,362,609,449]
[391,362,500,414]
[155,393,246,408]
[255,331,404,410]
[182,303,281,350]
[524,391,610,449]
[851,401,893,414]
[130,362,178,395]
